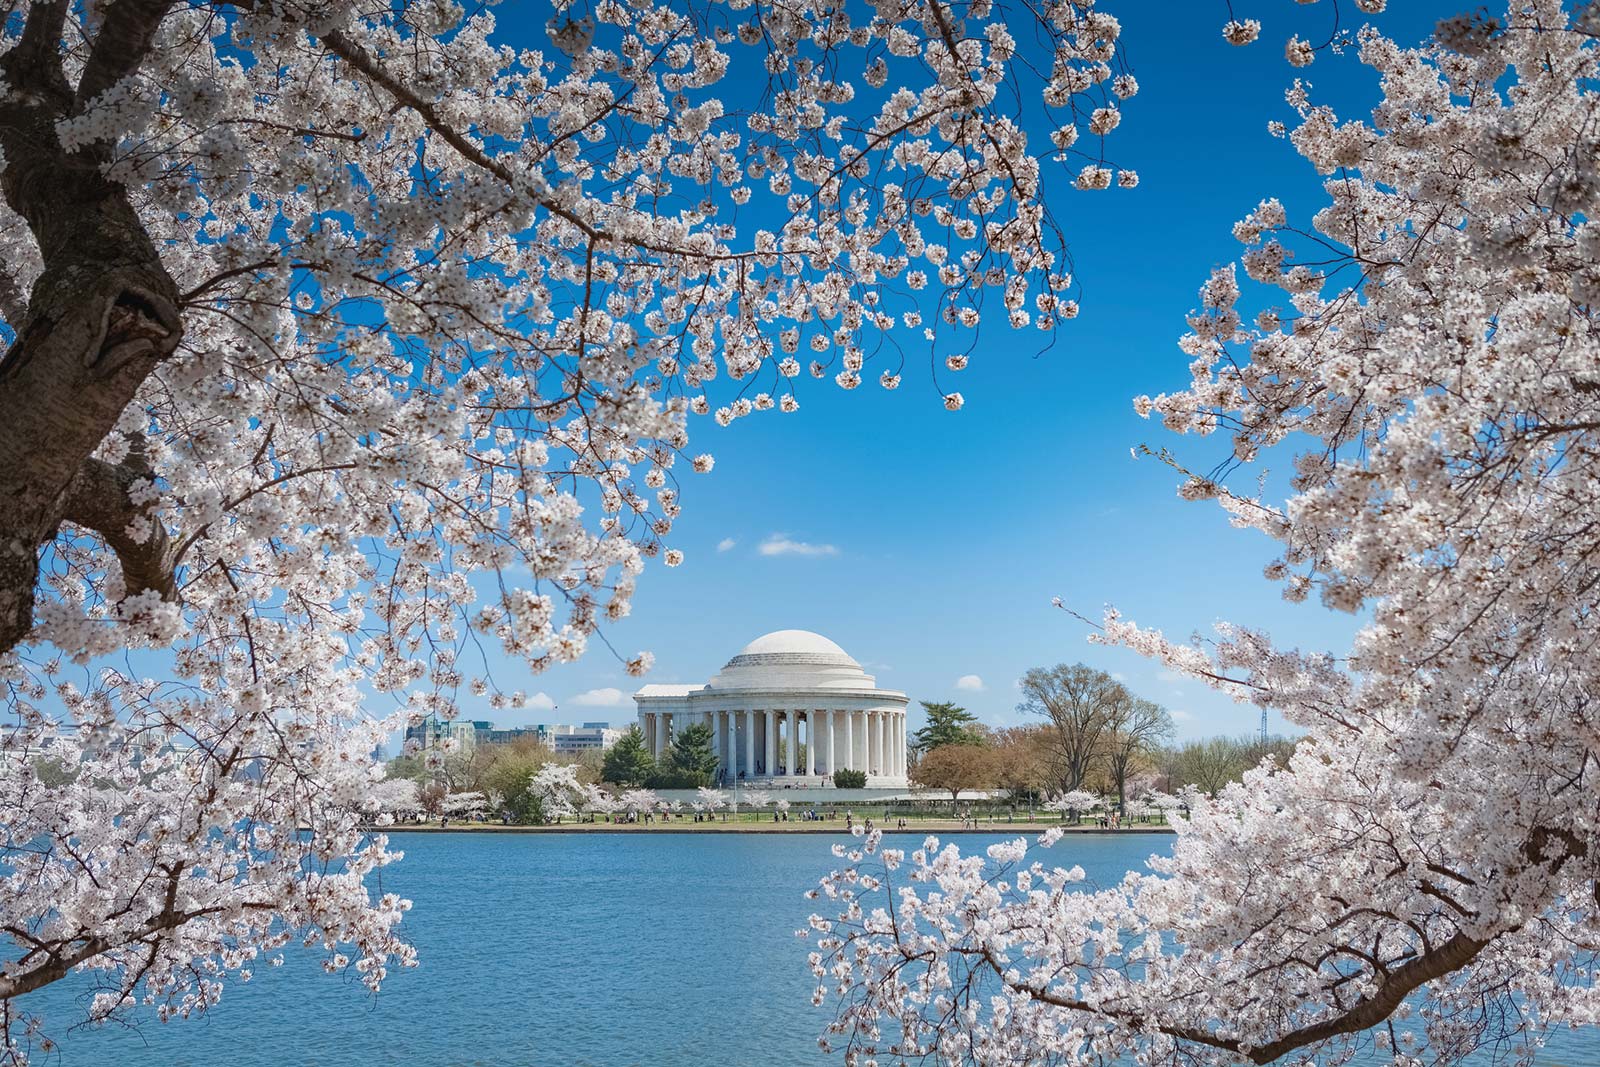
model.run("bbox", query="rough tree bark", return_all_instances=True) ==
[0,0,184,656]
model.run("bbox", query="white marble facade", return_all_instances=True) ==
[633,630,910,788]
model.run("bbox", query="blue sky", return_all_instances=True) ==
[472,1,1455,740]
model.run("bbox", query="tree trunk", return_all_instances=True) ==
[0,0,183,656]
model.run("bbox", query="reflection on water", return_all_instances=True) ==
[19,832,1596,1066]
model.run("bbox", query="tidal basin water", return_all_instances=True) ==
[25,831,1599,1066]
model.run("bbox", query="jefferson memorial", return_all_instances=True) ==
[633,630,909,788]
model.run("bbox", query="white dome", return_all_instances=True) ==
[708,630,873,691]
[735,629,851,658]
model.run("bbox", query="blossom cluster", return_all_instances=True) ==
[1,0,1135,1054]
[814,4,1600,1064]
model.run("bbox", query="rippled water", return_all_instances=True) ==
[20,832,1597,1066]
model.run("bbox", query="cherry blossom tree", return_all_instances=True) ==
[812,4,1600,1065]
[1143,788,1184,824]
[583,783,619,818]
[618,787,660,816]
[1047,787,1099,821]
[441,790,489,818]
[0,0,1132,1054]
[526,763,589,823]
[696,785,729,813]
[368,776,422,822]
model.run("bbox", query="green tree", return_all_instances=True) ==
[912,700,985,751]
[385,748,475,790]
[832,768,867,789]
[601,725,655,786]
[668,722,720,781]
[384,754,429,782]
[478,747,551,824]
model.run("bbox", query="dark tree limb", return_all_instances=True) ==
[75,0,183,110]
[0,0,184,655]
[59,454,176,602]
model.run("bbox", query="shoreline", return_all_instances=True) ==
[365,823,1177,835]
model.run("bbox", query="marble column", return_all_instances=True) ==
[871,712,880,776]
[884,712,892,776]
[837,711,846,774]
[819,711,827,775]
[900,715,907,776]
[877,712,887,777]
[843,710,854,772]
[825,711,836,776]
[804,712,815,776]
[745,711,756,779]
[720,710,729,775]
[857,709,868,771]
[714,712,726,778]
[765,710,776,777]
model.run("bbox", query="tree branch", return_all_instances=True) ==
[59,454,176,602]
[74,0,177,111]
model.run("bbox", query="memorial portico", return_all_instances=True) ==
[633,630,910,788]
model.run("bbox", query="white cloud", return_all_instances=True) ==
[954,674,985,692]
[1170,708,1195,723]
[571,687,631,708]
[526,691,556,711]
[758,533,839,558]
[717,537,737,552]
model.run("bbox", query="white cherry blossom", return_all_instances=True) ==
[813,5,1600,1065]
[0,0,1135,1052]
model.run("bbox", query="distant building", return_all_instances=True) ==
[544,722,624,754]
[477,725,546,747]
[404,719,491,752]
[404,719,622,754]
